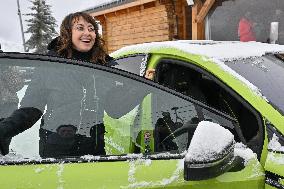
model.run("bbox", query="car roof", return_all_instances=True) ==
[111,40,284,61]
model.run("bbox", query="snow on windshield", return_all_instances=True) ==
[185,121,234,162]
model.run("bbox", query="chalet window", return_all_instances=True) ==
[207,0,284,45]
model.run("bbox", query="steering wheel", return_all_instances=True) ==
[160,122,198,151]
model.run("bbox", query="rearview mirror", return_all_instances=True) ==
[184,121,236,181]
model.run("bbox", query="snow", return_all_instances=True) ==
[112,40,284,100]
[57,163,65,189]
[185,121,234,162]
[80,155,101,162]
[267,152,284,165]
[82,0,119,11]
[0,38,25,52]
[111,41,284,61]
[268,134,284,152]
[7,85,42,159]
[122,159,183,188]
[267,135,284,165]
[234,143,257,165]
[184,121,257,166]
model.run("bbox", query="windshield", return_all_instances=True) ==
[224,54,284,115]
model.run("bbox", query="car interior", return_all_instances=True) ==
[155,60,264,159]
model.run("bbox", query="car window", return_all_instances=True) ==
[156,60,264,158]
[224,55,284,115]
[0,55,238,162]
[114,54,148,76]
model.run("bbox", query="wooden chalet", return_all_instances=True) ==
[85,0,284,53]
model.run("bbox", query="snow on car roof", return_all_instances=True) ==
[111,40,284,61]
[112,40,284,102]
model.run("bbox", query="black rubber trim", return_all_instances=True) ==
[265,171,284,189]
[0,153,184,166]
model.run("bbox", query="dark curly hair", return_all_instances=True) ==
[57,12,108,64]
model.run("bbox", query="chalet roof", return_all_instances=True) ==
[84,0,135,13]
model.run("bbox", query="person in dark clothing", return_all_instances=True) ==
[43,125,98,158]
[0,12,151,157]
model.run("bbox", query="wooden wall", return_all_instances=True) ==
[91,0,192,53]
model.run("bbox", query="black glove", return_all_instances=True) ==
[0,107,42,155]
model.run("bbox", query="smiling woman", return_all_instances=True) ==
[47,11,116,66]
[71,17,96,52]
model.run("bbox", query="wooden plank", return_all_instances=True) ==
[196,0,215,23]
[192,0,204,39]
[89,0,157,17]
[182,5,187,39]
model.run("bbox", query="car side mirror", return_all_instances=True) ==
[184,121,236,181]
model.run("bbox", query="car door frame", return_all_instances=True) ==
[0,52,267,188]
[113,53,265,188]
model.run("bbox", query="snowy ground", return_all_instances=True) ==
[0,38,24,52]
[8,85,41,159]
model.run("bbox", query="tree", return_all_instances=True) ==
[25,0,57,54]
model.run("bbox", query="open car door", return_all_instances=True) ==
[0,53,265,188]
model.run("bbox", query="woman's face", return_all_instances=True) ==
[71,16,96,52]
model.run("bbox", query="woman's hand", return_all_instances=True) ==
[145,69,156,80]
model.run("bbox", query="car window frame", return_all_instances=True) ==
[0,52,239,164]
[113,53,150,76]
[155,57,265,159]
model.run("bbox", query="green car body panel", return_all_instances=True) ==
[0,159,264,189]
[1,43,284,188]
[112,46,284,188]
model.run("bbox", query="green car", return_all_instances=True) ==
[0,40,284,188]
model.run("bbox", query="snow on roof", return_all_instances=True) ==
[83,0,129,12]
[111,40,284,61]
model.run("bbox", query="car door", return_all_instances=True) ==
[220,54,284,189]
[0,53,264,189]
[114,54,267,187]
